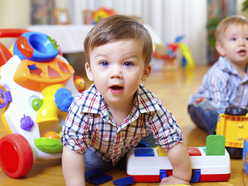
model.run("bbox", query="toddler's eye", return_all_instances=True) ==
[124,62,133,67]
[245,37,248,40]
[231,38,236,41]
[100,61,109,66]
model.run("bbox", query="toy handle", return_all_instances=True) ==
[0,28,29,38]
[0,29,30,66]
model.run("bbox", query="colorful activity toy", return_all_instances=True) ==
[0,28,85,178]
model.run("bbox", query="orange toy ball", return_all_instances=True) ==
[74,76,86,93]
[44,131,60,139]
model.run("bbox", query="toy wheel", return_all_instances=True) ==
[0,134,33,178]
[224,106,247,116]
[226,147,243,159]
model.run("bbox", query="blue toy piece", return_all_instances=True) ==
[54,88,74,112]
[13,32,59,62]
[175,35,185,43]
[243,138,248,175]
[159,170,167,181]
[159,169,200,183]
[113,176,134,186]
[85,169,113,185]
[135,148,154,157]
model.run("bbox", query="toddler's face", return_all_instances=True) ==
[219,24,248,66]
[85,39,151,106]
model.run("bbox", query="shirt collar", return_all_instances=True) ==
[79,84,109,120]
[130,83,161,121]
[218,56,239,75]
[218,56,248,82]
[80,83,161,120]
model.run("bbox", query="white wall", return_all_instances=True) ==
[0,0,31,48]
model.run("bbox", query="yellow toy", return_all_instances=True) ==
[216,106,248,158]
[178,43,195,70]
[92,7,119,24]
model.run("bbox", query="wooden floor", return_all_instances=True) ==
[0,65,247,186]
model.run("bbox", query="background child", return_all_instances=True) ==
[188,15,248,135]
[61,15,191,185]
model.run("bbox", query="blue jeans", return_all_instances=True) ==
[188,98,219,134]
[84,133,156,172]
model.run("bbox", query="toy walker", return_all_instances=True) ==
[0,28,85,178]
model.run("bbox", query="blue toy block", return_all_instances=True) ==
[134,148,154,157]
[243,138,248,175]
[113,176,134,186]
[159,169,200,183]
[190,169,201,183]
[159,170,167,181]
[85,169,112,185]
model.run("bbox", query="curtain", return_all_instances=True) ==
[65,0,207,65]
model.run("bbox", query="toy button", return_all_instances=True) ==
[16,36,34,59]
[134,148,154,157]
[0,89,12,108]
[187,147,201,156]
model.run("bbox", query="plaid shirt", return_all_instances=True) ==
[189,56,248,113]
[61,83,183,165]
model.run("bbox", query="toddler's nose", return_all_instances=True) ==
[110,65,123,79]
[239,38,245,45]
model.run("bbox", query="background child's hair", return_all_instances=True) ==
[215,15,248,42]
[84,15,153,67]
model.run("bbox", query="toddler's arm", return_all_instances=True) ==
[160,142,191,185]
[62,146,86,186]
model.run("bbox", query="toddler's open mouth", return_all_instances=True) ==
[238,49,247,55]
[110,85,123,94]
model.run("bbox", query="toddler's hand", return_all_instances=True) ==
[159,176,190,186]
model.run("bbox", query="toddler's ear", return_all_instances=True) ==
[141,64,152,81]
[85,62,94,81]
[215,41,226,56]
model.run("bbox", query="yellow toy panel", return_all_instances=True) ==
[216,113,248,148]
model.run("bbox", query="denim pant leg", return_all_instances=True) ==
[188,98,219,134]
[84,148,113,172]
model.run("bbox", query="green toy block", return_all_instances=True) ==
[206,135,225,156]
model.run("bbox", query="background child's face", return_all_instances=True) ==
[216,24,248,66]
[85,39,151,106]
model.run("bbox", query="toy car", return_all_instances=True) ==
[216,106,248,158]
[0,28,84,178]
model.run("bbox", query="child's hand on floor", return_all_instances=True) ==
[159,175,190,186]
